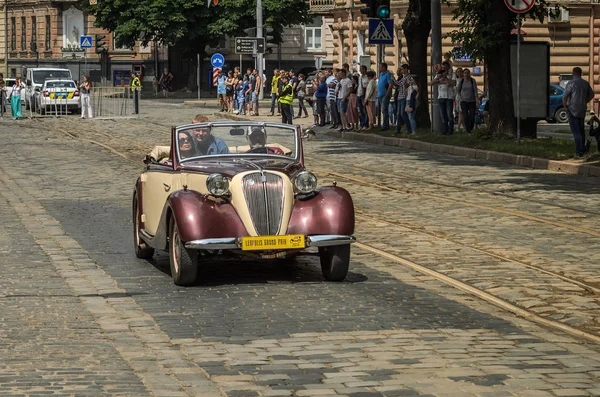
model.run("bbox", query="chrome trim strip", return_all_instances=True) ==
[306,235,356,247]
[185,238,239,250]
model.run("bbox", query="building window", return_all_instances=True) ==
[31,16,37,51]
[113,35,131,51]
[304,17,322,51]
[45,15,51,51]
[21,17,26,50]
[10,18,16,51]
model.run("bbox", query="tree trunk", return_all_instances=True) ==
[484,0,516,134]
[402,0,432,129]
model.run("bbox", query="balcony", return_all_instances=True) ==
[309,0,335,13]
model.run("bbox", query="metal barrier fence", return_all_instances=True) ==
[23,85,139,119]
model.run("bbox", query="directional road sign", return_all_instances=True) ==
[368,19,394,45]
[504,0,534,13]
[80,35,93,49]
[211,53,225,68]
[234,37,265,54]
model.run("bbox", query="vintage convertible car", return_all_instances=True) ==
[133,121,356,286]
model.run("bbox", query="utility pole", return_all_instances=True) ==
[256,0,264,100]
[431,0,443,132]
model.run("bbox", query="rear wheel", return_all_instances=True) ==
[169,217,198,286]
[132,195,154,259]
[319,245,350,281]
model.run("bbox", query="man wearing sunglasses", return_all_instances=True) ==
[191,114,230,155]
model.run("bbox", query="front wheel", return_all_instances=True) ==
[133,195,154,259]
[555,107,569,124]
[319,245,350,281]
[169,217,198,286]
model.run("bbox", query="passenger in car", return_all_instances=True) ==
[191,114,230,155]
[178,131,196,159]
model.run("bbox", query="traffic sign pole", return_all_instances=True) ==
[517,14,521,143]
[256,0,264,101]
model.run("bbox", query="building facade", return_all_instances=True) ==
[314,0,600,98]
[5,0,161,86]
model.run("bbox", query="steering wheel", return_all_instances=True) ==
[246,146,269,154]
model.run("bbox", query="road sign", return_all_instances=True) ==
[234,37,265,54]
[80,35,93,49]
[368,19,394,45]
[211,53,225,68]
[212,67,222,87]
[315,57,323,70]
[504,0,534,13]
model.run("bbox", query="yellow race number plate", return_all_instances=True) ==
[241,235,305,251]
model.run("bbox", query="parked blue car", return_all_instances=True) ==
[477,83,568,124]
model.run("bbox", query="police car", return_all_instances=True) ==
[35,79,81,115]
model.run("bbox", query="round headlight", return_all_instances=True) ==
[206,174,230,196]
[294,171,317,194]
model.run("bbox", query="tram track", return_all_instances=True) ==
[34,116,600,344]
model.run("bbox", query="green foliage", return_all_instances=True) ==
[443,0,549,63]
[91,0,310,57]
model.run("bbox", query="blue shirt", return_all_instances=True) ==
[198,137,230,155]
[377,71,392,97]
[315,82,328,98]
[217,76,227,95]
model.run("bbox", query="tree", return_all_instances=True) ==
[402,0,432,129]
[445,0,547,134]
[91,0,310,59]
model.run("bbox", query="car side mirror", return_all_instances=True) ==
[26,79,32,86]
[230,128,245,136]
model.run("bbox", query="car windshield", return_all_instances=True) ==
[46,81,76,89]
[33,70,71,83]
[175,123,298,163]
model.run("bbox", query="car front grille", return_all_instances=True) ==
[242,172,284,236]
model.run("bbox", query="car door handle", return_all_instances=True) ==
[163,183,171,191]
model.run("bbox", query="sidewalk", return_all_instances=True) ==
[212,110,600,177]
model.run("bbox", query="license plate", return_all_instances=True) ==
[241,235,305,251]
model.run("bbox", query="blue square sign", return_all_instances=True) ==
[80,35,93,49]
[368,19,394,45]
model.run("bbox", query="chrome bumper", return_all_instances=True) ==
[184,235,356,250]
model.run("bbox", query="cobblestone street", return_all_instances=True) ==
[1,101,600,397]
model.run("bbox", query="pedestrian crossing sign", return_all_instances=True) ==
[80,35,93,49]
[368,19,394,45]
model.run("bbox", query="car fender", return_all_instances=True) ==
[168,190,248,243]
[287,186,355,236]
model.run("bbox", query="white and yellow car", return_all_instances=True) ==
[35,79,81,115]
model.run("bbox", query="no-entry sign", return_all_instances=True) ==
[505,0,534,13]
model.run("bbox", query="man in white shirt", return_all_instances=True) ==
[356,65,369,128]
[431,61,456,135]
[338,68,354,131]
[325,69,339,129]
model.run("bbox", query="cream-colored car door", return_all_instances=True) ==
[141,170,179,236]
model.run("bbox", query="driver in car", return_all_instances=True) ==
[191,114,230,155]
[247,127,285,155]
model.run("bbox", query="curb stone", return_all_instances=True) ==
[212,112,600,177]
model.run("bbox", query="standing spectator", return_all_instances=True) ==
[158,68,173,98]
[289,71,298,119]
[217,70,227,112]
[269,69,280,116]
[454,67,464,129]
[431,61,455,135]
[395,64,410,134]
[225,71,235,112]
[0,73,5,118]
[357,65,369,129]
[10,76,25,120]
[338,69,353,131]
[563,66,595,158]
[348,75,359,130]
[457,69,479,134]
[377,63,393,131]
[315,75,328,127]
[79,75,93,119]
[252,69,262,116]
[278,75,294,124]
[234,74,247,114]
[364,71,377,131]
[405,75,419,134]
[326,69,339,129]
[131,72,142,115]
[296,73,308,118]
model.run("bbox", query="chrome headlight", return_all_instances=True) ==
[206,173,230,196]
[294,171,318,194]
